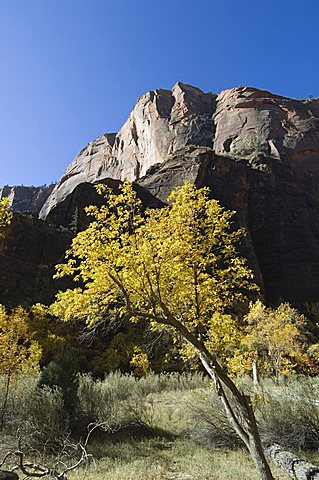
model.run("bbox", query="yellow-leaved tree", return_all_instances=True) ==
[0,197,12,230]
[0,305,41,428]
[235,301,314,384]
[53,181,274,480]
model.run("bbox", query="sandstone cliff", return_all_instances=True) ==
[2,82,319,309]
[138,145,319,305]
[39,83,215,219]
[0,184,55,214]
[40,83,319,220]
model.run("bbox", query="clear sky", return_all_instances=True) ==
[1,0,319,186]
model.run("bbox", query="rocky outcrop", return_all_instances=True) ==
[3,83,319,309]
[44,142,319,306]
[139,146,264,287]
[39,83,215,219]
[38,133,116,221]
[0,213,71,306]
[0,184,55,214]
[44,178,165,228]
[40,85,319,222]
[213,87,319,174]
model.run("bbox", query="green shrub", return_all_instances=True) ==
[77,373,155,435]
[38,350,79,430]
[23,386,69,451]
[187,375,319,451]
[0,374,39,431]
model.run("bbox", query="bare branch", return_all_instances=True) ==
[0,422,110,479]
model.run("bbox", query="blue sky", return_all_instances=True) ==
[1,0,319,186]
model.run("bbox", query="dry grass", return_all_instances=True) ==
[69,438,291,480]
[1,373,319,479]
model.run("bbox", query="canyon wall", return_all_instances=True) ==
[2,83,319,308]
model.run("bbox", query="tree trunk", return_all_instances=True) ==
[252,359,260,387]
[149,312,275,479]
[266,444,319,479]
[199,352,274,480]
[244,398,274,480]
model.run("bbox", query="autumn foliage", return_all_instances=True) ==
[0,197,12,229]
[53,181,278,478]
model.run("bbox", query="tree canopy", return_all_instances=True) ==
[226,300,318,381]
[53,182,275,479]
[242,301,312,377]
[53,181,257,340]
[0,198,12,229]
[0,305,41,428]
[0,305,41,378]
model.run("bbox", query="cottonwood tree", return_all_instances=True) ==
[0,198,12,229]
[0,305,41,428]
[238,301,313,384]
[53,182,274,480]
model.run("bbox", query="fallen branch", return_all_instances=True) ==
[266,443,319,480]
[0,423,105,479]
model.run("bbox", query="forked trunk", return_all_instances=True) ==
[199,352,274,480]
[248,440,275,480]
[163,314,274,479]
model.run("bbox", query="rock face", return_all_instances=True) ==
[40,84,319,221]
[0,213,71,306]
[0,184,55,214]
[3,83,319,309]
[39,83,215,219]
[139,146,319,305]
[213,87,319,174]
